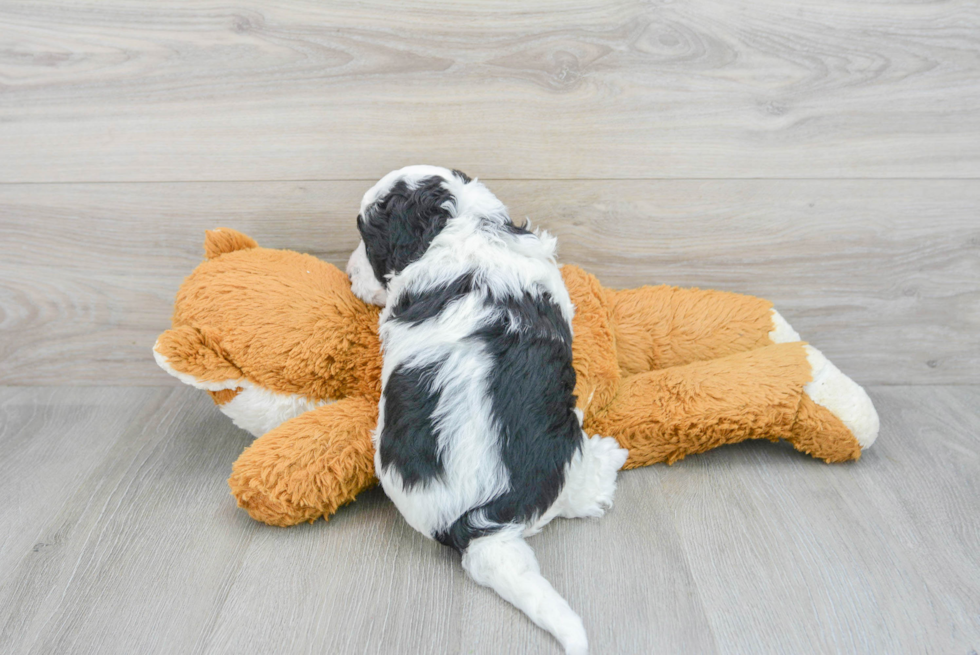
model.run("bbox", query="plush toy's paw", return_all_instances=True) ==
[228,398,379,527]
[803,345,879,450]
[558,435,629,520]
[154,328,243,390]
[229,469,324,527]
[768,310,879,451]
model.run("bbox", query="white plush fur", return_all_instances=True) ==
[803,345,880,449]
[218,385,330,437]
[768,308,802,343]
[767,311,879,449]
[153,342,329,437]
[360,166,627,654]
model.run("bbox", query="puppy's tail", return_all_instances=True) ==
[462,528,588,655]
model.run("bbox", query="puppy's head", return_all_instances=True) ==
[347,165,473,306]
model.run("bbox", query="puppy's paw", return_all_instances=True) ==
[560,435,628,519]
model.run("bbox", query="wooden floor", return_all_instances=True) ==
[1,2,978,654]
[2,386,979,654]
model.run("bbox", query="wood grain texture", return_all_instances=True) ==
[1,179,976,386]
[0,0,978,182]
[664,385,980,655]
[0,386,257,654]
[1,384,978,654]
[0,387,168,576]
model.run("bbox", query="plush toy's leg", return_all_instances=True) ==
[607,284,811,372]
[228,397,378,526]
[606,285,777,375]
[758,305,879,450]
[586,342,873,467]
[795,344,879,450]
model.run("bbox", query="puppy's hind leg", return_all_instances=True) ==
[558,433,629,520]
[462,528,589,655]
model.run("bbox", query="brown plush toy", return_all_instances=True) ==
[154,229,879,527]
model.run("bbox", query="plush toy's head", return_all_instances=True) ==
[153,229,384,435]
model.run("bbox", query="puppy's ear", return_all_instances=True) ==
[360,176,455,285]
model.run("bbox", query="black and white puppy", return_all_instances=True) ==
[347,165,628,655]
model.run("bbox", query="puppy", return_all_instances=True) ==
[347,165,628,655]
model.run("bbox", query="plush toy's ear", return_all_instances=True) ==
[153,325,244,390]
[204,228,258,260]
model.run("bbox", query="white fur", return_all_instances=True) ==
[462,527,589,655]
[379,171,572,325]
[360,164,467,218]
[553,431,629,521]
[363,166,627,654]
[525,431,629,537]
[154,341,330,437]
[768,308,802,343]
[219,384,330,437]
[351,165,570,323]
[346,240,388,306]
[803,345,880,449]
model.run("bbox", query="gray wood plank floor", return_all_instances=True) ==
[1,0,978,653]
[1,385,978,654]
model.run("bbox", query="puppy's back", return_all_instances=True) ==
[433,287,581,549]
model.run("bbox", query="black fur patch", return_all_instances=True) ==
[451,169,472,184]
[379,362,445,489]
[358,176,455,287]
[434,291,581,551]
[389,273,476,327]
[504,221,532,236]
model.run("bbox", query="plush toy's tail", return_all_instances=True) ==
[461,529,589,655]
[204,228,258,260]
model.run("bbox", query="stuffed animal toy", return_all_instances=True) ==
[154,229,879,527]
